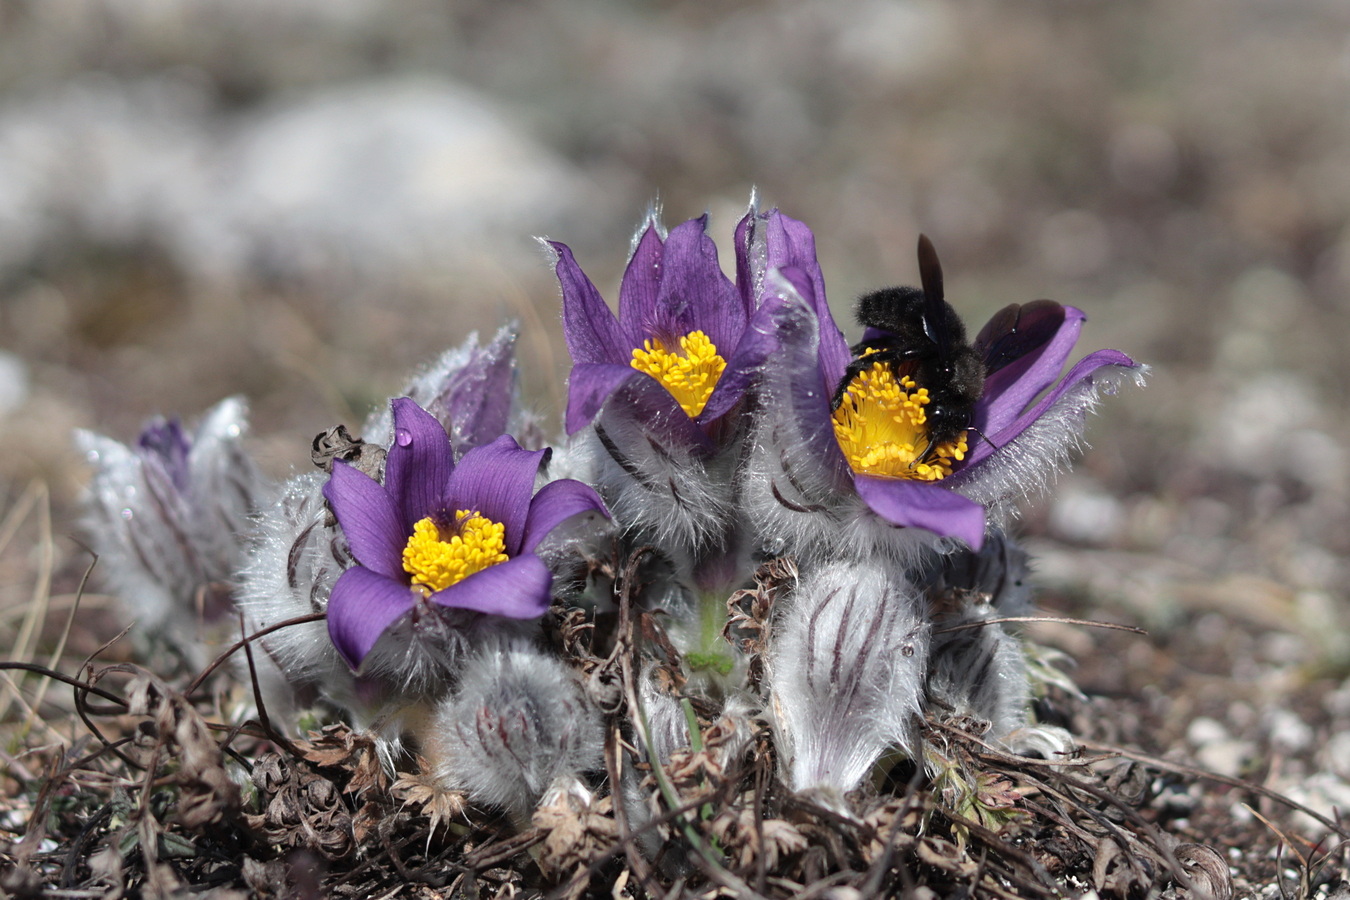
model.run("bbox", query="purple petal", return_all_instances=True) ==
[438,327,515,454]
[553,240,627,365]
[323,462,405,580]
[137,418,191,492]
[565,362,651,435]
[384,398,455,533]
[853,476,986,550]
[326,566,414,670]
[430,554,553,619]
[967,348,1139,468]
[617,221,665,349]
[976,307,1086,438]
[763,211,850,381]
[758,283,851,478]
[653,216,744,355]
[520,479,610,553]
[698,289,782,423]
[445,435,546,557]
[733,207,758,320]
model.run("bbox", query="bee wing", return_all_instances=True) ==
[973,299,1066,373]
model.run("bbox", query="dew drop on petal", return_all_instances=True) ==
[395,428,413,447]
[120,508,134,520]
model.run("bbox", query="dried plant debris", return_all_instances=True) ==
[4,623,1347,900]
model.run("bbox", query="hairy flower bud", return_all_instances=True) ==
[767,561,928,797]
[426,640,603,818]
[76,397,263,665]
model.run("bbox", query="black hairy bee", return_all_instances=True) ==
[833,234,1068,466]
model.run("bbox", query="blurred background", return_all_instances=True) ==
[3,0,1350,771]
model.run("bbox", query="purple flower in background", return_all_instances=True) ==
[751,227,1142,556]
[323,397,607,670]
[365,324,523,460]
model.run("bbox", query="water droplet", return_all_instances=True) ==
[120,508,134,520]
[395,428,412,447]
[226,424,241,437]
[85,449,100,464]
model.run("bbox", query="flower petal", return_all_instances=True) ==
[853,475,986,550]
[759,273,849,474]
[564,362,650,435]
[384,397,456,533]
[968,347,1140,468]
[445,435,547,557]
[553,240,627,365]
[137,418,191,491]
[520,479,610,553]
[976,307,1086,438]
[599,361,718,454]
[327,565,414,670]
[733,207,759,320]
[430,554,553,619]
[698,288,782,423]
[653,216,744,354]
[437,325,516,454]
[323,461,405,580]
[617,220,665,349]
[763,211,851,382]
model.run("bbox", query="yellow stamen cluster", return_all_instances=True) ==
[402,511,509,595]
[832,362,968,481]
[630,330,727,417]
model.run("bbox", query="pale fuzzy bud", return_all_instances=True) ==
[426,640,604,818]
[767,561,928,797]
[75,397,263,666]
[636,662,690,766]
[924,532,1034,740]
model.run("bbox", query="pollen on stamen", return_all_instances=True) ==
[832,363,968,481]
[630,330,727,417]
[402,511,509,595]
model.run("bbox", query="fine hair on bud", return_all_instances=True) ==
[75,396,264,668]
[767,561,929,797]
[923,532,1035,740]
[428,640,603,818]
[579,408,736,555]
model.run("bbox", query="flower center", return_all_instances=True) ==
[402,511,509,595]
[630,330,727,417]
[832,361,968,481]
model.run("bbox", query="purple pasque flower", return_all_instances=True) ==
[548,208,833,554]
[322,397,607,670]
[551,210,809,442]
[748,229,1141,559]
